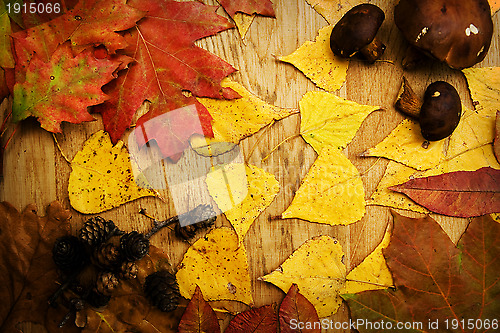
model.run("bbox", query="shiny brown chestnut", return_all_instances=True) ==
[330,4,386,63]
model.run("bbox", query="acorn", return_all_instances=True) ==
[144,270,180,312]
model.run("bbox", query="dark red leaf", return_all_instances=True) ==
[494,111,500,163]
[219,0,275,18]
[177,286,220,333]
[389,167,500,217]
[224,305,277,333]
[279,284,320,333]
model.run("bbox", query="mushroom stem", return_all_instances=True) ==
[401,46,426,69]
[395,77,422,118]
[360,38,386,63]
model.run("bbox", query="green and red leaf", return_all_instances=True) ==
[12,43,120,132]
[0,0,15,68]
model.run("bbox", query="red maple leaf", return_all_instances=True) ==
[219,0,276,18]
[95,0,240,160]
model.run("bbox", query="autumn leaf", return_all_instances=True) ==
[97,0,238,155]
[219,0,275,18]
[68,130,156,214]
[495,111,500,163]
[0,67,8,101]
[305,0,354,24]
[176,227,253,305]
[260,230,392,318]
[282,146,365,226]
[81,246,185,333]
[299,91,380,153]
[0,0,14,68]
[11,0,144,63]
[279,284,320,333]
[463,67,500,116]
[177,286,220,333]
[279,26,348,92]
[490,0,500,13]
[207,164,279,242]
[344,212,500,332]
[197,80,296,144]
[0,201,74,332]
[12,44,119,132]
[390,167,500,217]
[225,305,277,333]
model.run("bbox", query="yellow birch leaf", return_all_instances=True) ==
[300,91,380,153]
[260,235,346,317]
[463,67,500,116]
[233,12,255,39]
[282,146,365,225]
[197,80,296,143]
[305,0,354,24]
[343,226,394,294]
[370,145,500,213]
[365,106,495,170]
[260,233,393,317]
[488,0,500,13]
[68,130,156,214]
[492,213,500,223]
[176,227,253,305]
[278,25,348,92]
[207,164,279,242]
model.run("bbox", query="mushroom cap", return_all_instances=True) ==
[394,0,493,69]
[330,4,385,58]
[419,81,462,141]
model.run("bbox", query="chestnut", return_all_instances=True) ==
[395,78,462,142]
[329,4,386,63]
[394,0,493,69]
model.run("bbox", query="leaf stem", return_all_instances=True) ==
[346,278,394,288]
[52,134,71,164]
[261,133,302,162]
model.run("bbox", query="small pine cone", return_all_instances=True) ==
[95,243,122,269]
[79,216,118,248]
[120,231,149,261]
[86,288,111,308]
[52,236,88,272]
[144,270,180,312]
[120,261,138,280]
[96,272,119,296]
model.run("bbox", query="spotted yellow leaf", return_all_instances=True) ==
[343,225,393,294]
[370,145,500,213]
[282,146,365,225]
[463,67,500,116]
[176,227,253,305]
[260,233,392,317]
[488,0,500,13]
[300,91,380,153]
[197,80,296,144]
[68,130,156,213]
[305,0,354,24]
[279,25,348,92]
[207,164,279,242]
[364,105,495,170]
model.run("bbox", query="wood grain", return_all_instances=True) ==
[1,0,499,331]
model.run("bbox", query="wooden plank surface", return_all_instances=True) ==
[1,0,499,331]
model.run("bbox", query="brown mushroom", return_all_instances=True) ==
[330,4,386,63]
[394,0,493,69]
[395,78,462,142]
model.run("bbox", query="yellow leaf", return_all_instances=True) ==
[176,227,253,305]
[365,106,495,170]
[370,145,500,213]
[207,164,279,242]
[260,235,346,317]
[233,12,255,39]
[463,67,500,116]
[282,146,365,225]
[205,163,248,212]
[68,130,156,214]
[305,0,353,24]
[278,25,348,92]
[492,213,500,223]
[344,226,394,294]
[260,233,392,317]
[300,91,380,153]
[197,80,296,143]
[488,0,500,13]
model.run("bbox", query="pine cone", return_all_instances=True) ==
[120,231,149,261]
[95,243,122,269]
[79,216,119,248]
[175,205,216,240]
[52,236,88,272]
[96,272,119,296]
[86,288,111,308]
[143,270,180,312]
[120,261,138,280]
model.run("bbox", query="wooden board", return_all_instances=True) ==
[1,0,499,331]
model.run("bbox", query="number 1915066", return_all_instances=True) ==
[444,318,498,330]
[6,2,61,14]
